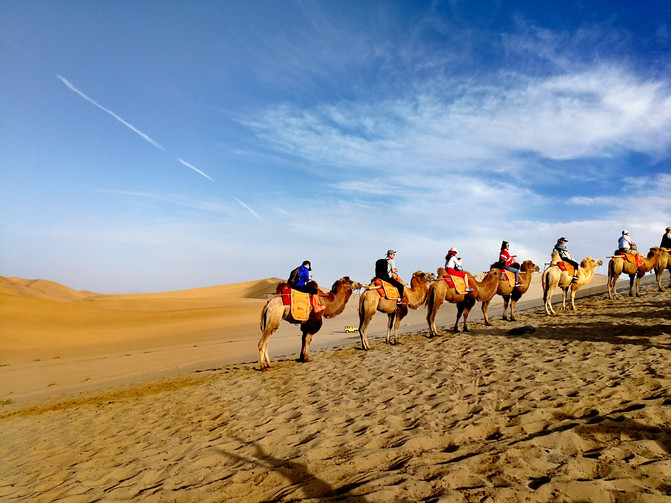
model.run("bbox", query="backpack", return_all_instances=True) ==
[374,258,388,279]
[288,266,302,287]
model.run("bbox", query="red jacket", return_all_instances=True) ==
[500,249,516,267]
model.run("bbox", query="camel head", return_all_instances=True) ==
[648,247,661,258]
[580,257,603,270]
[520,260,540,273]
[411,270,436,283]
[332,276,362,292]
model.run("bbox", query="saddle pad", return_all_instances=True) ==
[556,261,575,276]
[501,270,516,286]
[621,252,644,268]
[442,274,469,294]
[290,290,310,321]
[372,279,399,299]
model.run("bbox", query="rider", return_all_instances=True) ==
[445,247,473,292]
[500,241,523,287]
[376,249,405,303]
[553,237,579,281]
[660,227,671,250]
[618,230,638,255]
[289,260,324,312]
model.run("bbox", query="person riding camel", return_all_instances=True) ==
[553,237,579,281]
[618,230,638,255]
[288,260,324,312]
[375,249,405,304]
[660,227,671,251]
[444,247,473,292]
[499,241,523,287]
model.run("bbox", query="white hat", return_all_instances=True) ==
[449,247,458,254]
[622,230,629,235]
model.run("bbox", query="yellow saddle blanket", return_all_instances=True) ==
[502,270,516,286]
[450,275,467,294]
[290,290,310,321]
[371,279,400,300]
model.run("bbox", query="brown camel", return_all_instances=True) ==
[484,260,540,321]
[425,267,501,336]
[258,277,361,371]
[655,249,671,291]
[358,270,435,350]
[542,256,603,314]
[607,247,661,299]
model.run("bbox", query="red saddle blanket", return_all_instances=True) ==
[556,261,575,277]
[370,279,400,300]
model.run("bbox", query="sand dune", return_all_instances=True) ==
[0,271,669,502]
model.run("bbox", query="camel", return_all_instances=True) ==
[425,267,501,336]
[542,256,603,314]
[358,270,435,350]
[258,277,361,371]
[655,249,671,291]
[607,247,661,299]
[484,260,540,322]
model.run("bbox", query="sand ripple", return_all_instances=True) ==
[1,289,670,502]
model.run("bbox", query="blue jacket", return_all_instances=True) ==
[295,265,311,287]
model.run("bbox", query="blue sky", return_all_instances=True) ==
[1,0,670,293]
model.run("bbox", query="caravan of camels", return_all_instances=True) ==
[258,232,671,370]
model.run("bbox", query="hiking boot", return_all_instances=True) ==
[465,288,473,292]
[514,282,523,287]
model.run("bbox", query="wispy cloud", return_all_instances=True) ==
[56,75,164,150]
[176,158,215,183]
[233,197,263,221]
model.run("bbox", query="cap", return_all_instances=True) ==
[559,237,567,242]
[666,227,671,232]
[622,230,629,235]
[386,249,396,255]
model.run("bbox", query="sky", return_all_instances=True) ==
[1,0,670,294]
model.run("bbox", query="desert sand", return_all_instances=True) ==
[1,271,669,502]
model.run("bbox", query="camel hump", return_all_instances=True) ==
[550,251,560,264]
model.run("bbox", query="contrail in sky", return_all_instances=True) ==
[56,75,164,150]
[177,158,215,182]
[57,74,261,219]
[233,196,263,221]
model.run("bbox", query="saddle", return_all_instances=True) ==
[556,261,575,277]
[277,285,316,321]
[441,274,472,294]
[369,279,400,300]
[617,251,644,269]
[500,269,516,286]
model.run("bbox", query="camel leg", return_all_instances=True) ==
[453,302,464,332]
[258,304,283,370]
[628,274,635,297]
[481,300,493,326]
[385,312,396,345]
[636,272,644,297]
[392,305,408,345]
[570,289,577,310]
[560,288,568,311]
[501,295,510,321]
[608,268,621,300]
[358,305,374,351]
[426,292,445,337]
[458,298,476,332]
[299,318,321,362]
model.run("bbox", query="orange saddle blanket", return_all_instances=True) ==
[278,286,311,321]
[371,279,400,300]
[556,261,575,277]
[501,270,516,286]
[442,274,472,294]
[620,252,644,269]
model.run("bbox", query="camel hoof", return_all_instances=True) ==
[463,328,470,333]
